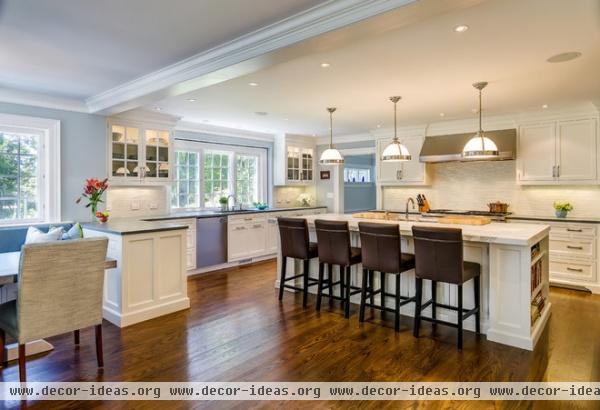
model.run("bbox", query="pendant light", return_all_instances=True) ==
[319,107,344,165]
[462,82,499,159]
[381,96,411,162]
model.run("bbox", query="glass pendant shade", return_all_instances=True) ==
[319,107,344,165]
[462,81,499,159]
[381,96,411,162]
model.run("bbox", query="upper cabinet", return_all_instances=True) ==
[274,134,315,186]
[517,118,598,185]
[108,117,174,185]
[376,135,429,186]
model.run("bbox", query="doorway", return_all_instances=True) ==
[343,153,376,213]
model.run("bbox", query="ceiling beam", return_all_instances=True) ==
[85,0,418,115]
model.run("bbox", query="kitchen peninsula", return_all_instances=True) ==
[276,213,551,350]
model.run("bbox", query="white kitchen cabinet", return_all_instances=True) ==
[108,118,173,185]
[376,135,428,186]
[265,213,282,254]
[517,118,598,185]
[228,214,267,261]
[274,134,316,186]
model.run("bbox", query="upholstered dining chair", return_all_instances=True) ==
[0,237,108,382]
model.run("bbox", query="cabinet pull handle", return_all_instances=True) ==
[244,218,253,221]
[566,245,583,250]
[566,228,583,232]
[566,267,583,272]
[235,226,246,231]
[252,224,263,229]
[557,165,560,178]
[396,170,403,180]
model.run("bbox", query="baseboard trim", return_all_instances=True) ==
[103,297,190,328]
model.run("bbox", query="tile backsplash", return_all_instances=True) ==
[273,186,317,208]
[106,186,169,217]
[383,161,600,217]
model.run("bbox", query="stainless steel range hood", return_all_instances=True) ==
[419,129,516,163]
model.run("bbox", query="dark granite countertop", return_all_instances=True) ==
[143,206,327,221]
[507,215,600,224]
[83,219,189,235]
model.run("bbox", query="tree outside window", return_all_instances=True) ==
[172,151,199,208]
[203,151,231,207]
[236,155,258,205]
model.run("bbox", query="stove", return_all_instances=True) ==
[426,209,511,222]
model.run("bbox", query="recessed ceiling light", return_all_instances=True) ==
[255,111,268,116]
[248,82,259,87]
[547,52,581,63]
[439,113,445,117]
[454,25,469,33]
[187,98,196,102]
[154,107,162,111]
[376,124,382,128]
[320,62,331,68]
[542,104,548,109]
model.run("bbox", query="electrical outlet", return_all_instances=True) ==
[130,200,141,210]
[149,202,158,210]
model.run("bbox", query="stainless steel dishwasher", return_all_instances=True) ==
[196,216,228,268]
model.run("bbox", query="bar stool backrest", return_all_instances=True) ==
[412,226,464,284]
[278,217,310,260]
[358,222,402,273]
[314,219,352,266]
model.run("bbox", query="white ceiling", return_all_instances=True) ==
[151,0,600,137]
[0,0,326,99]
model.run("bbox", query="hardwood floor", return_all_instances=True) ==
[1,260,599,410]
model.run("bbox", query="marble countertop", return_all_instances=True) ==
[83,219,189,235]
[143,206,327,221]
[303,213,550,247]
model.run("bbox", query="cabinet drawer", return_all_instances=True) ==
[550,224,596,238]
[550,238,595,259]
[228,214,266,223]
[550,259,597,283]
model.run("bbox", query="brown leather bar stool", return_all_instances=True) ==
[412,226,481,349]
[314,220,362,318]
[278,217,319,308]
[358,222,416,332]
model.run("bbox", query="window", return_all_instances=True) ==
[344,167,371,183]
[171,140,266,209]
[172,151,200,208]
[0,114,60,225]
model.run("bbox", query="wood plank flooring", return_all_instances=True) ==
[1,260,598,410]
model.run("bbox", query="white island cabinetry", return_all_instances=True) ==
[83,222,190,327]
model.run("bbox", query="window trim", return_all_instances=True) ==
[0,113,60,225]
[172,139,267,210]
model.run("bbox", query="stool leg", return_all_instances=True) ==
[359,268,368,322]
[327,264,333,304]
[431,280,437,324]
[316,262,325,311]
[339,266,345,308]
[344,266,351,319]
[474,276,481,334]
[380,271,386,318]
[395,274,401,332]
[278,257,287,301]
[457,284,463,350]
[413,277,423,337]
[369,270,375,306]
[302,259,309,308]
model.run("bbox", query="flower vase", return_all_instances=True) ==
[555,210,568,218]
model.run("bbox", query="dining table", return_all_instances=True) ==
[0,252,117,362]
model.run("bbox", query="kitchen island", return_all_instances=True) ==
[276,213,551,350]
[84,219,190,327]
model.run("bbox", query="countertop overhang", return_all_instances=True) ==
[302,213,550,247]
[83,219,189,235]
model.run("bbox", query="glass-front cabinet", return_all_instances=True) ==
[286,146,314,183]
[109,120,172,184]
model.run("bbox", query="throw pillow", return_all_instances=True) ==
[61,223,84,240]
[25,226,64,244]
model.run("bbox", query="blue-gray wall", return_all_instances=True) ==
[0,102,107,221]
[173,130,274,204]
[344,154,376,213]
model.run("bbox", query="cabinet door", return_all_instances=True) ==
[265,217,279,254]
[228,222,250,261]
[518,123,556,181]
[377,139,403,183]
[144,129,170,180]
[110,125,141,179]
[287,147,301,182]
[300,148,314,182]
[399,136,426,182]
[557,119,597,181]
[246,222,267,256]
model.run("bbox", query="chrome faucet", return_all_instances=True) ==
[227,194,236,211]
[405,197,415,220]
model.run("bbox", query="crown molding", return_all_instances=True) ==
[85,0,417,114]
[175,121,275,142]
[0,87,88,113]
